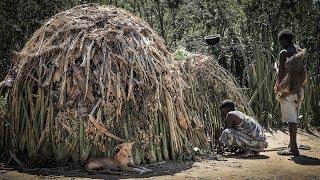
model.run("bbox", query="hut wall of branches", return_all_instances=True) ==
[0,4,252,165]
[173,51,253,148]
[0,4,206,164]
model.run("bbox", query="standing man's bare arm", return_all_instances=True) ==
[278,50,288,82]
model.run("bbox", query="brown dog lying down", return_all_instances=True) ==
[85,142,152,174]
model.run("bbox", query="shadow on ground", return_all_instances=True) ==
[5,161,194,179]
[291,155,320,165]
[223,154,270,160]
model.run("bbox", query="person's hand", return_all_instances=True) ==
[297,92,303,102]
[274,82,280,93]
[275,92,284,101]
[216,143,225,154]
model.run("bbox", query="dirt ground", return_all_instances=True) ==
[1,129,320,180]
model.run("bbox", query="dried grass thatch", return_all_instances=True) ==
[0,4,252,166]
[172,51,253,148]
[0,4,208,165]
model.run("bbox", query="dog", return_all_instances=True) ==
[85,142,151,174]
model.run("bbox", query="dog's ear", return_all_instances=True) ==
[115,143,124,150]
[115,148,120,154]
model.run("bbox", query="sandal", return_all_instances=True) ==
[277,148,300,156]
[298,144,311,150]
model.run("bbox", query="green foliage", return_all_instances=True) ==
[0,0,78,80]
[244,31,280,126]
[0,96,6,110]
[243,0,320,126]
[173,47,189,61]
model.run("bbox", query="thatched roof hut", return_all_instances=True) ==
[0,4,208,165]
[0,4,252,166]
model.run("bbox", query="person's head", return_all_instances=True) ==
[219,99,235,118]
[278,29,294,49]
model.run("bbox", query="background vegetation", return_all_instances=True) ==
[0,0,319,127]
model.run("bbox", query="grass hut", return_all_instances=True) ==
[0,4,252,166]
[0,4,208,165]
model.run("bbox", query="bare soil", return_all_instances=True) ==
[1,129,320,180]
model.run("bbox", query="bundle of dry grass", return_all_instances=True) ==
[0,95,8,153]
[0,4,207,165]
[173,51,253,148]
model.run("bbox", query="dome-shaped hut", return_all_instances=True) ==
[0,4,208,165]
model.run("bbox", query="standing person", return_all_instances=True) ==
[218,99,267,157]
[274,29,307,156]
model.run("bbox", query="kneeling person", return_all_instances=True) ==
[218,100,267,155]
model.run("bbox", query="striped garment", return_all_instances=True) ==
[219,111,268,152]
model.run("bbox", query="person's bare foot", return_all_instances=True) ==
[291,148,300,156]
[237,150,258,158]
